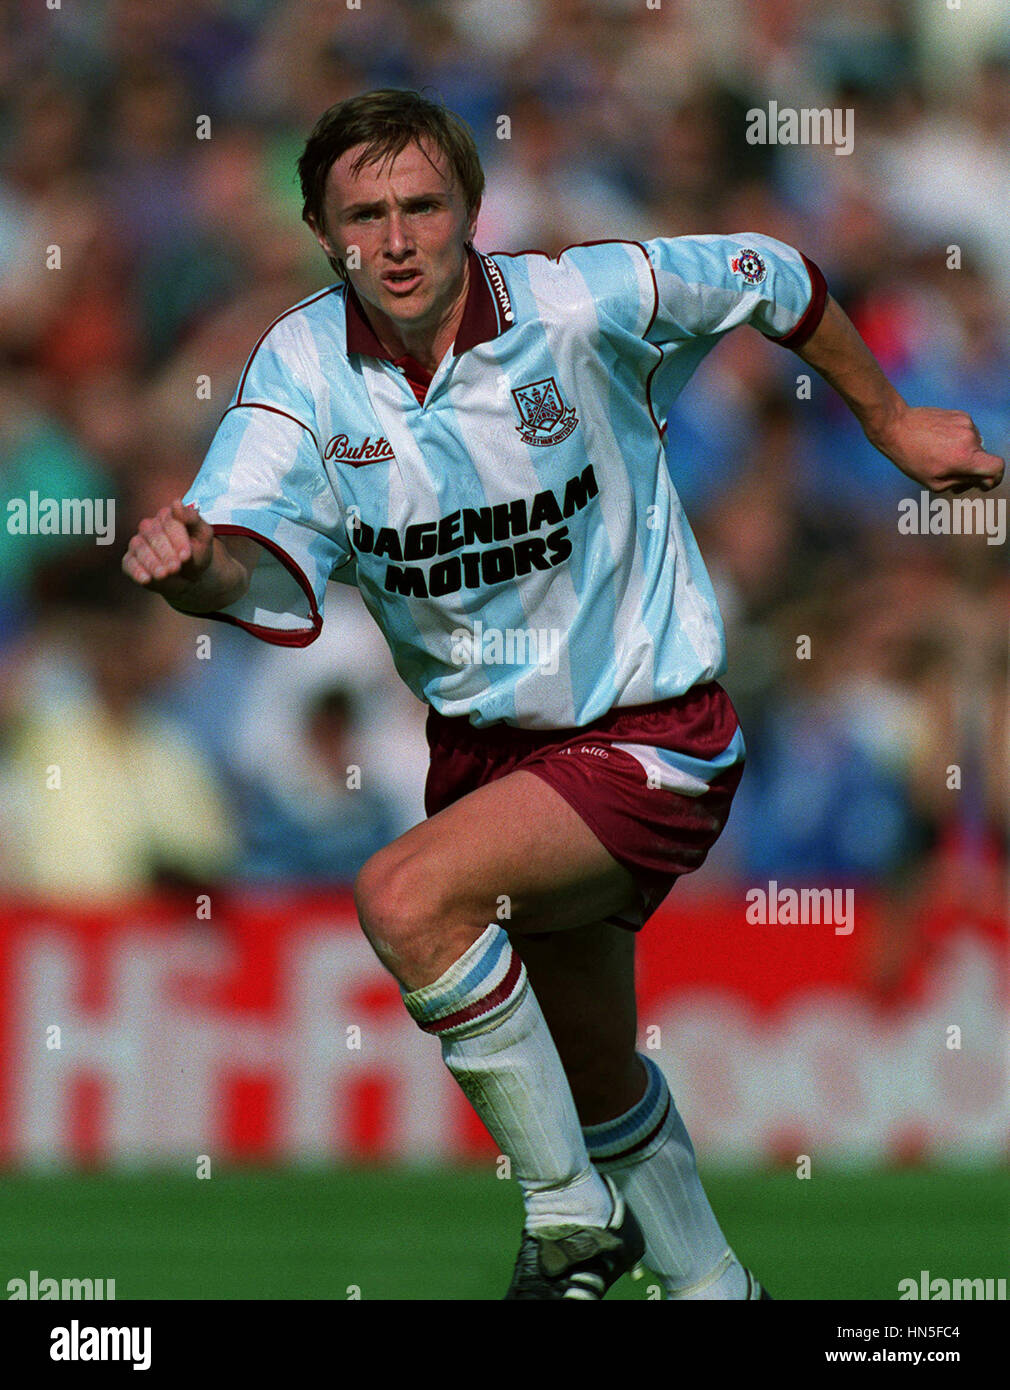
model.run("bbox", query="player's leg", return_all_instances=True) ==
[507,919,644,1125]
[355,768,640,991]
[511,921,762,1299]
[353,769,645,1287]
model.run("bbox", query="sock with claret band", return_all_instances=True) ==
[582,1053,751,1298]
[401,923,614,1233]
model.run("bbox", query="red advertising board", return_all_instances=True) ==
[0,884,1004,1167]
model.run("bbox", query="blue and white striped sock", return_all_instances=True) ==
[583,1054,750,1298]
[403,924,613,1232]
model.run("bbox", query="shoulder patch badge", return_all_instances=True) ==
[730,248,767,286]
[511,377,579,447]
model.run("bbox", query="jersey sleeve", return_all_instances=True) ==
[639,233,828,350]
[183,326,355,647]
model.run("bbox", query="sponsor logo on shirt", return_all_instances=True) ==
[324,434,395,466]
[347,464,599,600]
[729,249,767,286]
[512,377,579,447]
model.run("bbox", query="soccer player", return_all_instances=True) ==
[122,90,1003,1300]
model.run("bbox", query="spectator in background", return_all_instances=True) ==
[726,589,934,886]
[235,684,401,886]
[226,584,430,842]
[0,550,239,900]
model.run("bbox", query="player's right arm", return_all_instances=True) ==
[134,305,356,645]
[122,498,262,613]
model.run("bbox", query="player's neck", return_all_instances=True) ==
[364,253,470,375]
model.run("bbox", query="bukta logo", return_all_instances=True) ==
[324,434,395,466]
[512,378,579,447]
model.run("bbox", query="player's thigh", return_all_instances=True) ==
[357,768,640,937]
[509,919,645,1124]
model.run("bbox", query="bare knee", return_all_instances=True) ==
[354,846,433,971]
[354,847,476,988]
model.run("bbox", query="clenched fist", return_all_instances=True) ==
[122,500,259,614]
[870,405,1005,495]
[122,499,216,599]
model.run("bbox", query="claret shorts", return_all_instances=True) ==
[424,681,745,930]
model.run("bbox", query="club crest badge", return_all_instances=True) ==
[730,248,767,286]
[511,377,579,447]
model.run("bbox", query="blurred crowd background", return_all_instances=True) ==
[0,0,1006,949]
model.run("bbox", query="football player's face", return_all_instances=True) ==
[312,140,478,333]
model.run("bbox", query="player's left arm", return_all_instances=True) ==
[794,293,1005,494]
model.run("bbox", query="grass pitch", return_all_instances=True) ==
[0,1166,1006,1300]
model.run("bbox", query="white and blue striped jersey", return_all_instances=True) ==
[184,233,827,729]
